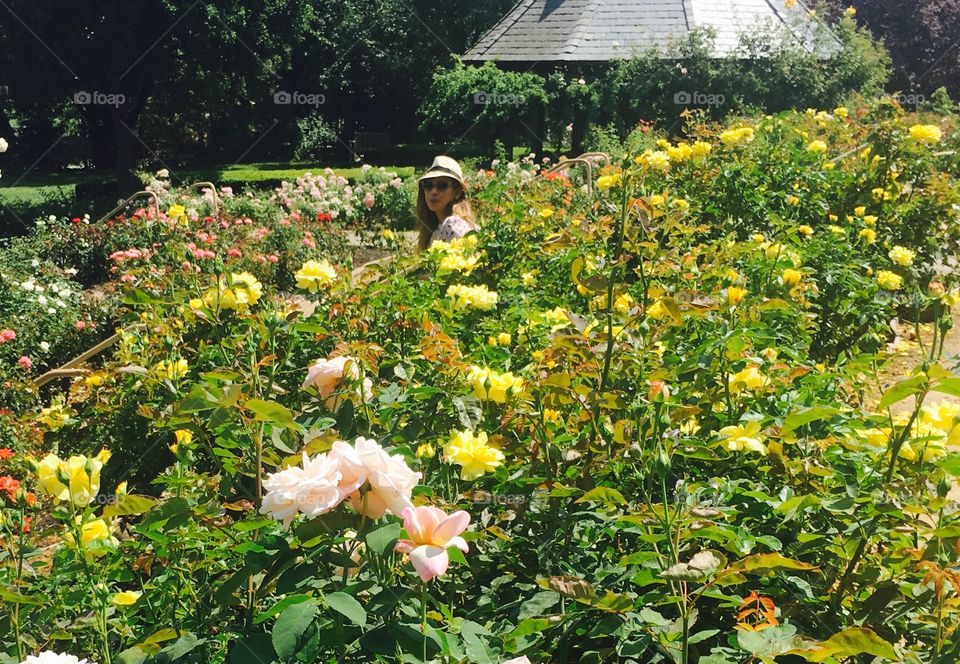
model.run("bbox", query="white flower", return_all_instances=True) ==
[39,341,50,352]
[0,137,7,153]
[296,453,344,517]
[37,294,48,306]
[22,651,96,664]
[259,465,306,529]
[348,437,420,518]
[259,437,421,527]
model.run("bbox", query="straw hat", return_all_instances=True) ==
[418,155,465,186]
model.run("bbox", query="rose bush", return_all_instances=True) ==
[2,99,960,663]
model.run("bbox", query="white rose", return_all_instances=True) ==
[22,651,95,664]
[0,137,7,153]
[296,453,344,517]
[260,466,306,529]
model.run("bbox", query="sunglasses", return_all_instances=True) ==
[421,180,453,192]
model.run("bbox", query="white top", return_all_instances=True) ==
[429,215,479,246]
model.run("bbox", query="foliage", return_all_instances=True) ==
[1,100,960,663]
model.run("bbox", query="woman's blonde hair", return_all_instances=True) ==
[415,179,475,251]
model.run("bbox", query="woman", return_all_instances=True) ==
[415,155,478,250]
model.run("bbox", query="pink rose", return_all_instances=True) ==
[302,356,359,396]
[17,356,32,370]
[395,506,470,582]
[363,192,375,209]
[0,329,15,343]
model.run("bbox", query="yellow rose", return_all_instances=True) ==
[909,124,942,145]
[729,366,769,394]
[876,270,903,290]
[727,286,747,306]
[294,260,337,293]
[443,430,504,480]
[719,421,766,454]
[112,591,143,606]
[888,246,915,267]
[782,268,803,286]
[807,140,827,154]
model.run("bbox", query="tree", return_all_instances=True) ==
[825,0,960,97]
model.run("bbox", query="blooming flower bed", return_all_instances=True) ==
[2,100,960,663]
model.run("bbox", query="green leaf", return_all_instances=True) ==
[116,647,149,664]
[157,633,205,661]
[725,553,816,574]
[255,594,313,625]
[737,624,805,657]
[877,374,928,409]
[932,377,960,398]
[365,522,402,557]
[789,626,896,662]
[575,486,627,507]
[230,634,275,664]
[246,398,295,427]
[271,598,318,659]
[325,591,367,627]
[103,494,158,518]
[939,454,960,477]
[0,588,44,605]
[460,620,499,664]
[782,406,839,435]
[508,618,554,639]
[452,395,482,430]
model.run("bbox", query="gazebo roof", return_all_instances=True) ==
[463,0,839,64]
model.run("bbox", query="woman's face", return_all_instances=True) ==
[422,177,460,215]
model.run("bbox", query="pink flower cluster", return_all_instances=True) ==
[0,329,15,344]
[259,436,421,528]
[109,248,150,263]
[253,254,280,264]
[187,243,216,260]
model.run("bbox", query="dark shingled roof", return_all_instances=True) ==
[463,0,840,63]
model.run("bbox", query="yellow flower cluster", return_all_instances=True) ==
[487,333,512,347]
[806,140,827,154]
[203,272,263,311]
[294,259,337,292]
[858,228,877,244]
[635,150,671,170]
[888,246,915,267]
[719,127,755,146]
[166,204,187,223]
[859,402,960,462]
[153,358,189,381]
[876,270,902,291]
[909,124,942,145]
[447,284,498,310]
[38,403,71,431]
[443,430,505,480]
[596,172,623,191]
[34,450,111,507]
[431,236,483,276]
[465,365,524,403]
